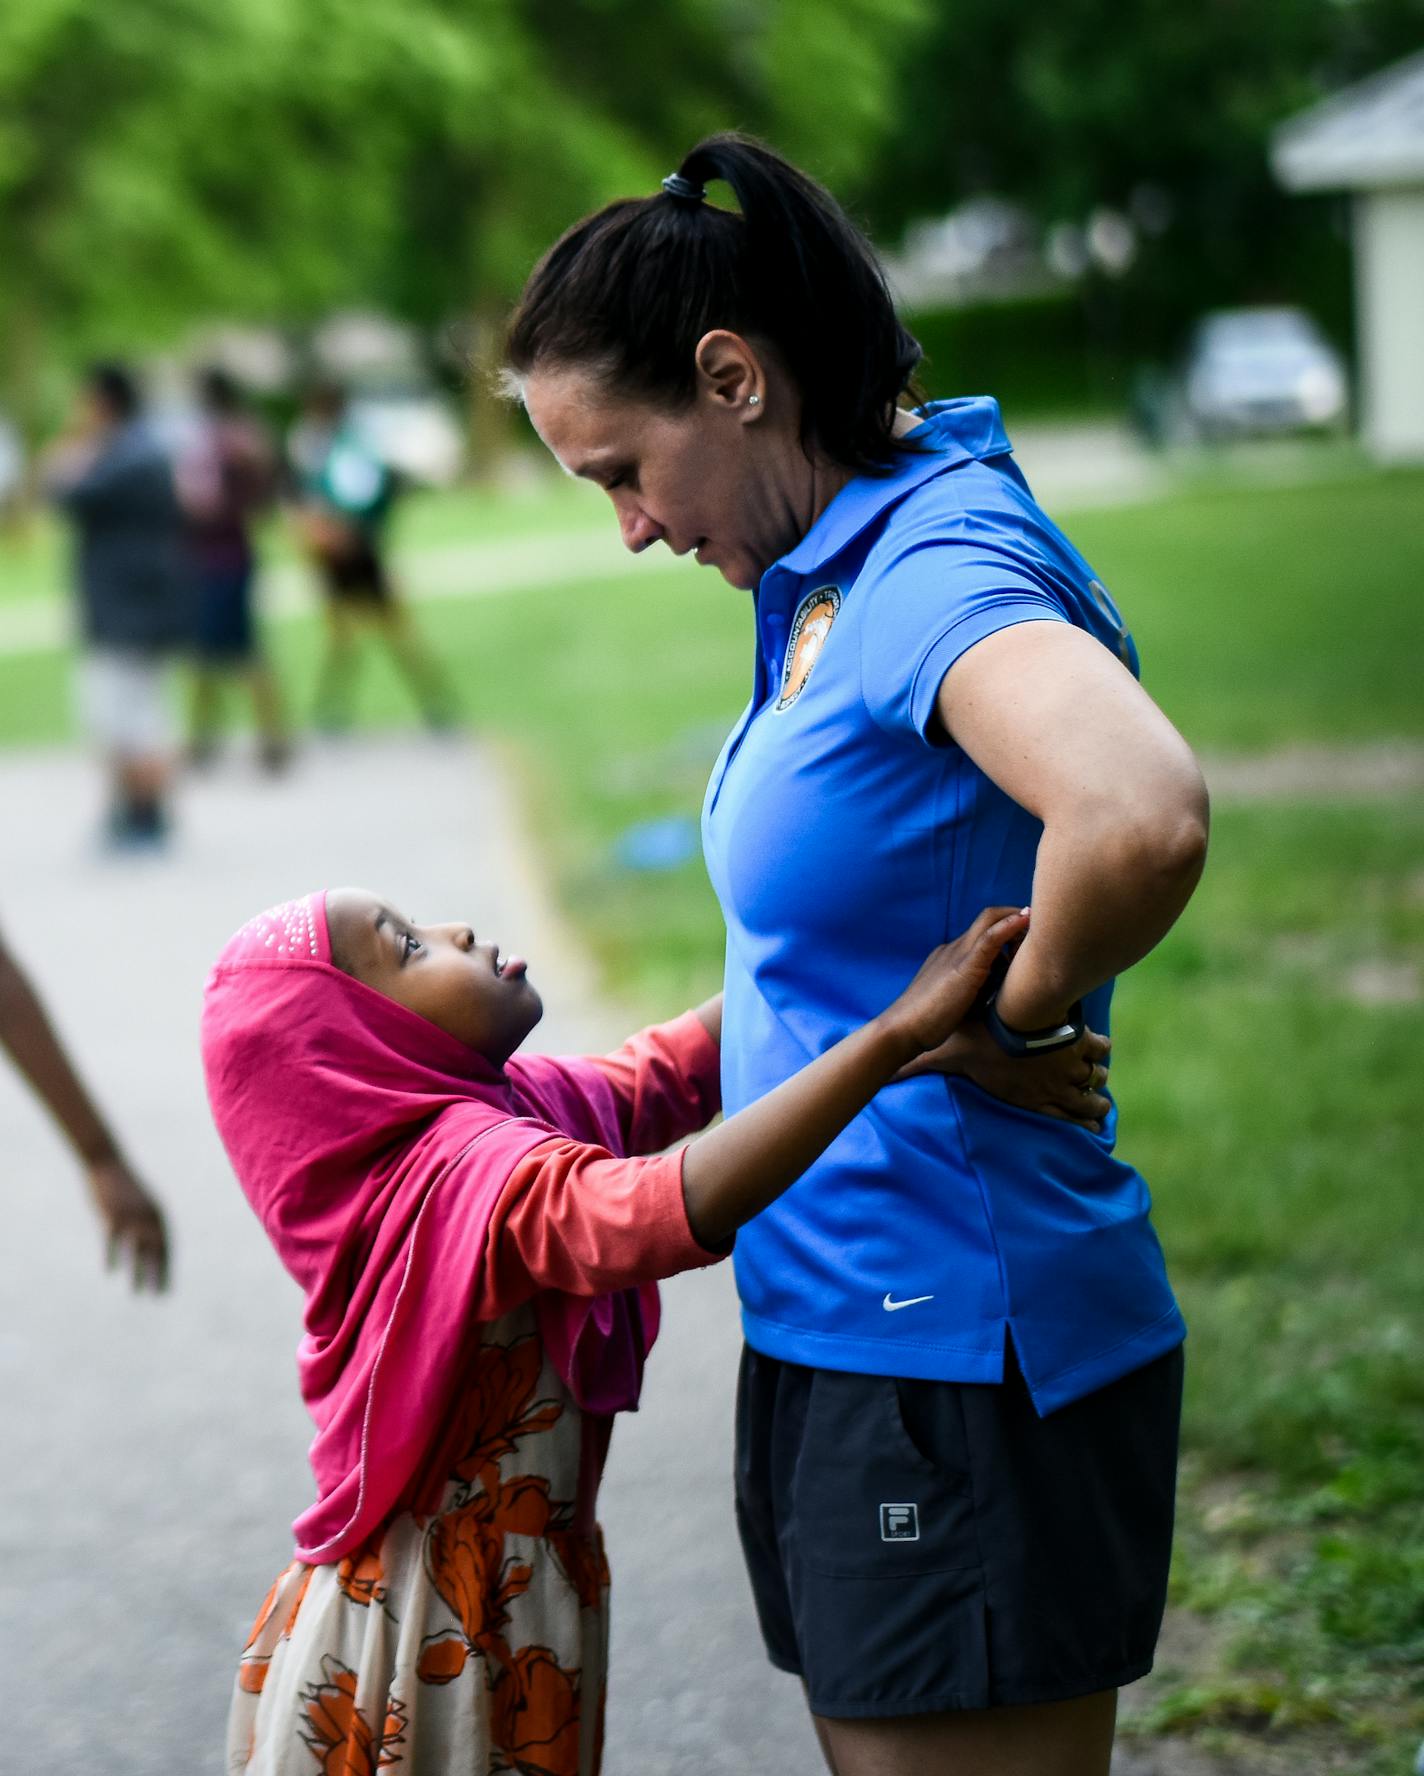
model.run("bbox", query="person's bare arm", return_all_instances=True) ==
[0,939,169,1290]
[693,993,722,1047]
[936,621,1208,1032]
[682,909,1026,1248]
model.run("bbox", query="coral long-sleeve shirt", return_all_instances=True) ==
[471,1009,726,1319]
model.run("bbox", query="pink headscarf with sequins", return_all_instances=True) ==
[200,892,659,1564]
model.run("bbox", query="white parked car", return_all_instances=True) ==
[1184,307,1349,438]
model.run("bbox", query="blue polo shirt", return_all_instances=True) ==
[701,398,1185,1415]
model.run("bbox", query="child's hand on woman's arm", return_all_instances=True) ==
[681,908,1027,1250]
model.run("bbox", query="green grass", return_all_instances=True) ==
[1110,799,1424,1765]
[2,463,1421,1763]
[1071,469,1424,749]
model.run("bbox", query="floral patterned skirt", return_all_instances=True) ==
[228,1316,610,1775]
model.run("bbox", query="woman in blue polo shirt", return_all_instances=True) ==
[506,135,1208,1775]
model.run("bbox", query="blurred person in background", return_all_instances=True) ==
[177,366,289,773]
[507,134,1209,1776]
[0,922,168,1290]
[288,380,457,735]
[0,413,23,520]
[43,362,188,852]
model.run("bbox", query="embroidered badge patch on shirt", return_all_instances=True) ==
[775,586,840,711]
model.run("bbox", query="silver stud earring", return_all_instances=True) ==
[747,394,761,406]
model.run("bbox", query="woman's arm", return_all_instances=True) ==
[0,939,169,1290]
[935,621,1209,1031]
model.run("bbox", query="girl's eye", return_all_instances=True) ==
[403,932,422,958]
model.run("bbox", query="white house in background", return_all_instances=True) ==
[1273,50,1424,462]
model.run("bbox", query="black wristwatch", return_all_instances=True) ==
[982,992,1085,1058]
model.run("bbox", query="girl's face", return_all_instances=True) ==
[324,888,542,1066]
[522,337,847,592]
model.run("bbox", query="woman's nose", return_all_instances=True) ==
[618,502,662,554]
[450,925,475,950]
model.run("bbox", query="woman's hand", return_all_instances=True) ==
[896,1021,1112,1130]
[87,1157,170,1292]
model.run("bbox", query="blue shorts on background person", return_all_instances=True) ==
[177,367,289,772]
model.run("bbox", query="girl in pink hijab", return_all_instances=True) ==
[202,883,1025,1776]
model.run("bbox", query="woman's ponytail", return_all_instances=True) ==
[506,133,921,476]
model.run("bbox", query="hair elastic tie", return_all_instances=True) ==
[660,172,705,203]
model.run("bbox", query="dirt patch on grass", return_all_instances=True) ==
[1202,742,1424,802]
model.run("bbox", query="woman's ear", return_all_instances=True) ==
[693,330,765,414]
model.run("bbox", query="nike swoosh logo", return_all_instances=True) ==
[882,1293,935,1312]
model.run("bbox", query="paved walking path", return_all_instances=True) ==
[0,735,824,1775]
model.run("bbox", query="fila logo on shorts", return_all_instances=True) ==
[775,586,841,711]
[880,1503,920,1542]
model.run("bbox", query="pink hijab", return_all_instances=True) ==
[201,892,659,1564]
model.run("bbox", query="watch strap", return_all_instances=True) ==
[983,994,1085,1058]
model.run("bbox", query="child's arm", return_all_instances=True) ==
[681,909,1026,1249]
[473,916,1022,1315]
[554,997,722,1155]
[0,937,169,1291]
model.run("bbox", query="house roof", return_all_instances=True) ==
[1273,49,1424,192]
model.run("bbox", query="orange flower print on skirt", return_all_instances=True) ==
[226,1311,609,1774]
[448,1337,563,1493]
[336,1545,387,1611]
[489,1646,582,1776]
[299,1654,407,1775]
[417,1506,526,1684]
[236,1562,314,1698]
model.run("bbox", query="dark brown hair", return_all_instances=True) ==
[505,133,922,476]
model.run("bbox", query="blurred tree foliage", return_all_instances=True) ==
[0,0,928,442]
[6,0,1421,437]
[860,0,1424,356]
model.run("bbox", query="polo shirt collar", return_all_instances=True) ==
[772,397,1012,581]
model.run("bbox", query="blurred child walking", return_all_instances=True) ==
[44,363,189,850]
[288,383,456,734]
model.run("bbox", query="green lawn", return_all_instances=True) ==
[2,466,1422,1765]
[1112,798,1424,1765]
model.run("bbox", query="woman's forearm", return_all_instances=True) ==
[992,798,1208,1029]
[936,621,1210,1033]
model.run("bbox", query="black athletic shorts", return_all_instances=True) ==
[320,539,392,606]
[734,1339,1183,1719]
